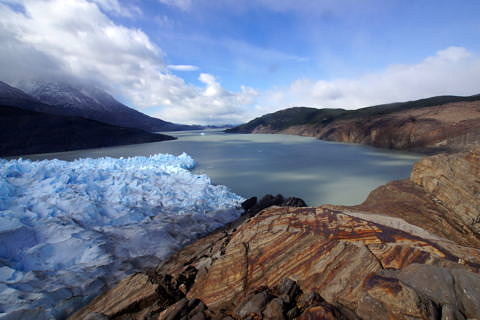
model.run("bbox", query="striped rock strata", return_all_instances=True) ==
[343,148,480,248]
[72,149,480,320]
[186,207,480,319]
[72,206,480,320]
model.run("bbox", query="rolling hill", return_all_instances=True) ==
[227,94,480,153]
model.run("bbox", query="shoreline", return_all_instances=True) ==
[3,146,478,319]
[223,130,460,155]
[71,148,480,320]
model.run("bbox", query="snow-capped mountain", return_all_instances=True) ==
[17,79,120,114]
[0,81,179,156]
[8,79,199,132]
[0,80,50,111]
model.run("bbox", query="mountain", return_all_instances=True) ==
[227,94,480,153]
[7,80,201,132]
[0,80,181,155]
[0,80,55,113]
[0,105,175,157]
[72,148,480,320]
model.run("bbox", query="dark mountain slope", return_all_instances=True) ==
[2,80,200,132]
[0,80,54,113]
[226,107,346,132]
[0,105,175,157]
[227,94,480,153]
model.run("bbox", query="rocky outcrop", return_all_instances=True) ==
[153,279,342,320]
[71,207,480,320]
[226,96,480,153]
[186,207,480,319]
[411,149,480,232]
[70,195,308,320]
[343,148,480,248]
[71,150,480,320]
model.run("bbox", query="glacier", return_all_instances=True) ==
[0,153,244,319]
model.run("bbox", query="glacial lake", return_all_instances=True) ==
[23,130,423,206]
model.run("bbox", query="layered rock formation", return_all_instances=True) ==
[71,149,480,320]
[226,96,480,153]
[342,148,480,248]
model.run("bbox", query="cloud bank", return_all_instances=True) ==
[167,64,199,71]
[260,46,480,112]
[0,0,256,125]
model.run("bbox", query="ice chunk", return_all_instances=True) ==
[0,153,244,319]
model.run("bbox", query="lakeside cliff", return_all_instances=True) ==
[72,148,480,320]
[226,95,480,153]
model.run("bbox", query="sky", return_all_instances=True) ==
[1,0,480,125]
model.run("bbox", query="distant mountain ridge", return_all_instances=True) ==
[1,79,200,132]
[0,80,53,112]
[227,94,480,153]
[0,81,182,156]
[0,105,175,157]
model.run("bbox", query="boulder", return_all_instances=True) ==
[262,298,285,320]
[234,290,271,318]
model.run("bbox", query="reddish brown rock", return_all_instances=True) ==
[72,204,480,319]
[341,148,480,248]
[156,298,208,320]
[186,207,480,318]
[70,273,159,319]
[262,298,285,320]
[71,150,480,320]
[316,101,480,153]
[297,306,337,320]
[411,148,480,232]
[234,290,270,318]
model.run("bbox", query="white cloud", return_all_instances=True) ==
[167,64,199,71]
[89,0,141,17]
[1,1,479,126]
[260,46,480,112]
[0,0,257,125]
[154,73,259,124]
[157,0,192,11]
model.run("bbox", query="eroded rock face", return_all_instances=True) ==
[72,207,480,320]
[227,99,480,153]
[344,148,480,248]
[186,207,480,319]
[71,150,480,320]
[72,273,158,319]
[315,102,480,153]
[411,148,480,233]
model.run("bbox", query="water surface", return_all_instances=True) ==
[23,130,422,206]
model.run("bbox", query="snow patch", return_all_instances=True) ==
[0,153,244,319]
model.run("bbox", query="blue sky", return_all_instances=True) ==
[138,0,480,89]
[1,0,480,124]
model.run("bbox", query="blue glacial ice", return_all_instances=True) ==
[0,153,244,319]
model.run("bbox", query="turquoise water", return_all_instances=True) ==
[23,130,422,206]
